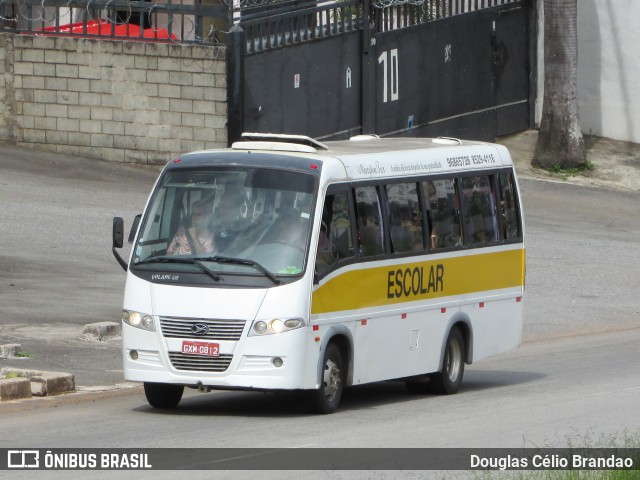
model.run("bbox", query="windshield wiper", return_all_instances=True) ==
[133,256,221,282]
[192,255,282,286]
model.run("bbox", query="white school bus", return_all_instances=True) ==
[112,133,525,413]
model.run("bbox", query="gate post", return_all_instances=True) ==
[361,0,376,134]
[227,24,245,146]
[528,0,539,128]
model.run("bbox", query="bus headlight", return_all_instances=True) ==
[249,318,305,336]
[253,321,268,335]
[122,310,155,332]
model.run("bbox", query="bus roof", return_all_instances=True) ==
[230,134,514,181]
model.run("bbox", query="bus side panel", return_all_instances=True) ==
[466,296,524,363]
[311,246,525,385]
[351,306,451,385]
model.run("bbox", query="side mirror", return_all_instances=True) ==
[112,217,127,271]
[113,217,124,248]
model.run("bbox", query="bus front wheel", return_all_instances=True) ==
[428,327,465,395]
[144,382,184,408]
[308,343,344,414]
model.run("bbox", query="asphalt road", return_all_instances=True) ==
[0,328,638,479]
[0,144,159,384]
[521,177,640,339]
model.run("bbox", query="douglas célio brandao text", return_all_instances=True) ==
[470,453,634,470]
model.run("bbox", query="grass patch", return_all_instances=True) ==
[471,428,640,480]
[547,160,595,180]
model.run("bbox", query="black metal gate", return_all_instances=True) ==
[227,0,536,144]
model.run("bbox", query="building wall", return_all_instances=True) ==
[0,33,227,164]
[578,0,640,144]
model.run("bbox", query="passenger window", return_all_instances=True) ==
[354,186,384,257]
[385,182,424,253]
[460,175,498,245]
[315,192,354,275]
[497,172,521,240]
[424,179,462,249]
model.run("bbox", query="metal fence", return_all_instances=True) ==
[237,0,364,53]
[236,0,523,53]
[374,0,522,32]
[0,0,522,45]
[0,0,230,44]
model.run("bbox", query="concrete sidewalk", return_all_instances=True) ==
[499,129,640,192]
[1,130,639,403]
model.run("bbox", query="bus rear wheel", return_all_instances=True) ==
[144,382,184,408]
[308,343,344,414]
[428,327,465,395]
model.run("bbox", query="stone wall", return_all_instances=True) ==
[0,33,227,164]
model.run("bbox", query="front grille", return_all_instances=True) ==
[168,352,233,372]
[159,316,246,341]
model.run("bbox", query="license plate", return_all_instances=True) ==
[181,341,220,357]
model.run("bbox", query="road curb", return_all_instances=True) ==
[0,344,23,358]
[0,367,75,401]
[0,383,143,414]
[0,377,32,401]
[82,321,121,341]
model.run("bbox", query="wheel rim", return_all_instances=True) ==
[322,357,341,401]
[444,336,463,383]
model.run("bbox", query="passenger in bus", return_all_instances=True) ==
[167,196,216,255]
[316,194,352,273]
[426,180,461,249]
[211,186,246,252]
[261,208,308,249]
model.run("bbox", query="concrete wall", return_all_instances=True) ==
[0,33,227,164]
[578,0,640,144]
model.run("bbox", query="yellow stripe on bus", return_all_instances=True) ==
[311,248,525,314]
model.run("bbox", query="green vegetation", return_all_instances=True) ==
[545,160,594,180]
[472,429,640,480]
[477,467,639,480]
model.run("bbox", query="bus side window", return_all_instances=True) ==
[424,178,462,249]
[460,175,498,245]
[497,172,521,240]
[386,182,424,253]
[316,192,354,275]
[354,186,385,257]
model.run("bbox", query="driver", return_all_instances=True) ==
[211,186,245,252]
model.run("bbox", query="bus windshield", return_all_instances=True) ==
[131,167,316,281]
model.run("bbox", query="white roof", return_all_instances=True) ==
[229,133,514,182]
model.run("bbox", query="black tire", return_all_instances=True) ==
[428,327,465,395]
[308,343,344,414]
[144,382,184,408]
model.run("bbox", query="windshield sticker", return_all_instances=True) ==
[151,274,180,281]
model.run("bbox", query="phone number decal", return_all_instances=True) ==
[446,154,497,168]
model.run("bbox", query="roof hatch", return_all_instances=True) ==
[231,133,329,153]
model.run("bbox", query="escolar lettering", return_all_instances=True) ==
[387,264,444,299]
